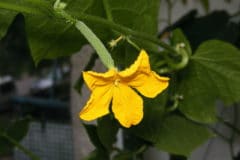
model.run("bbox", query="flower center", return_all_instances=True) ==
[114,79,121,86]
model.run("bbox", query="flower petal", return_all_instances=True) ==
[119,49,169,98]
[79,85,113,121]
[131,71,169,98]
[83,69,116,91]
[112,84,143,128]
[119,50,150,78]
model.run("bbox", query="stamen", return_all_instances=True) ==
[109,35,124,48]
[114,79,121,86]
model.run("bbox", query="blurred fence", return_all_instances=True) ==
[14,122,73,160]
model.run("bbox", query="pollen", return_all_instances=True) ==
[114,79,121,86]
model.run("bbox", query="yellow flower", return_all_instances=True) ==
[79,50,169,128]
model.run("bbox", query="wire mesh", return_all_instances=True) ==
[14,121,73,160]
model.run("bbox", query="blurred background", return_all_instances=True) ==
[0,0,240,160]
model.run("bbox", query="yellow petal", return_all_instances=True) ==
[83,69,116,91]
[112,84,143,128]
[79,85,113,121]
[119,50,150,78]
[119,49,169,98]
[131,71,169,98]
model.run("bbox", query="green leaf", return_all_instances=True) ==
[112,145,147,160]
[0,116,13,154]
[129,91,168,136]
[97,115,119,151]
[0,116,11,132]
[129,95,212,156]
[0,13,33,76]
[107,0,160,35]
[6,117,31,141]
[177,40,240,123]
[83,149,109,160]
[109,0,160,68]
[131,114,212,156]
[0,117,31,155]
[0,8,15,38]
[154,115,212,156]
[0,0,160,65]
[84,116,119,153]
[83,124,105,150]
[0,136,12,155]
[0,0,107,64]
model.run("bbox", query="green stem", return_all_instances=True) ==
[103,0,113,22]
[0,0,52,16]
[135,145,147,155]
[158,67,173,74]
[157,48,189,74]
[155,60,167,67]
[0,133,40,160]
[166,95,183,112]
[76,13,177,54]
[0,2,43,14]
[25,0,54,16]
[102,0,119,37]
[126,37,140,51]
[167,49,189,70]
